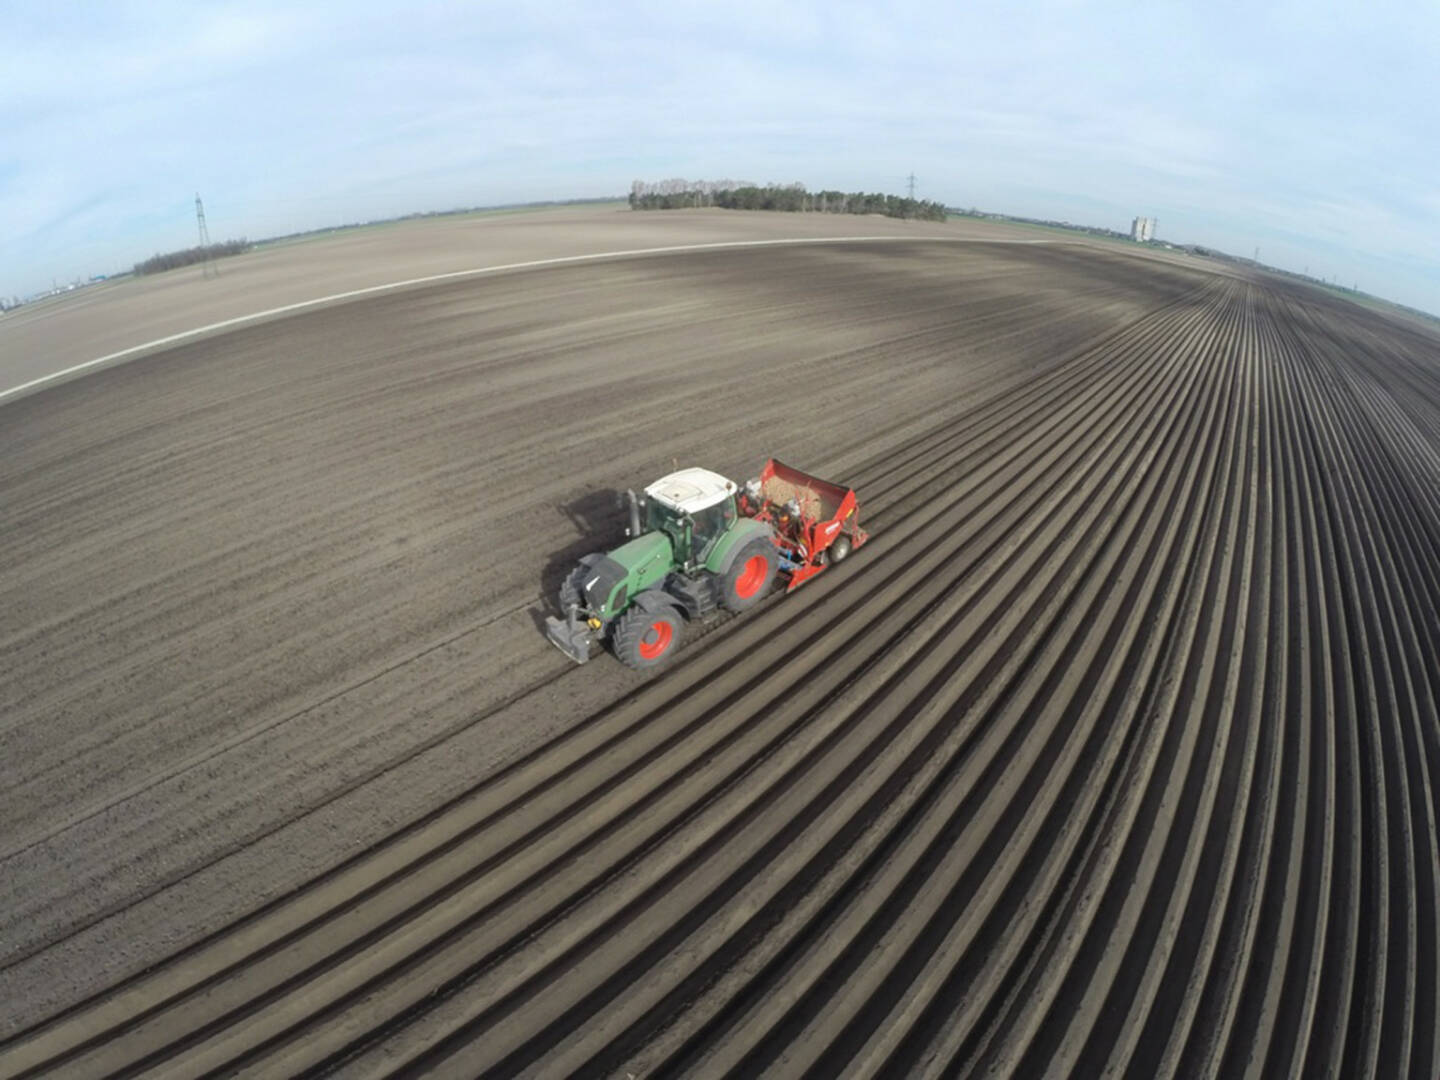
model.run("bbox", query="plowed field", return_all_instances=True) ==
[2,237,1437,1078]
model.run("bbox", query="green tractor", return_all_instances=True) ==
[546,460,869,670]
[546,468,778,669]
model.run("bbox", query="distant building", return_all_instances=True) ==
[1131,216,1157,242]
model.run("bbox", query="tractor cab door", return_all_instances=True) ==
[688,498,735,567]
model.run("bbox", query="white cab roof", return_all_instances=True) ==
[644,467,737,513]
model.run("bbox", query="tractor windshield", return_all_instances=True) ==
[646,499,687,545]
[645,496,734,564]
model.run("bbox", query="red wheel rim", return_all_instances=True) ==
[638,620,673,659]
[735,554,769,598]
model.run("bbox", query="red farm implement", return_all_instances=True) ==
[740,458,869,591]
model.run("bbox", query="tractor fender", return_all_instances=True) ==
[705,517,774,576]
[630,587,688,619]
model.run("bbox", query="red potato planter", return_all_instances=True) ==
[741,457,871,591]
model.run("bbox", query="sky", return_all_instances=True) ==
[3,1,1439,313]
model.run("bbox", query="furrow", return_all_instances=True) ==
[2,274,1228,1079]
[4,244,1436,1080]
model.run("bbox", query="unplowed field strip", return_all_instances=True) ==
[2,241,1437,1078]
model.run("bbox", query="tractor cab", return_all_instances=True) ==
[642,467,739,570]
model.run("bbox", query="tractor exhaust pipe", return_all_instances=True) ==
[625,489,642,538]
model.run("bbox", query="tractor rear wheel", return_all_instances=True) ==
[613,605,684,670]
[719,539,777,613]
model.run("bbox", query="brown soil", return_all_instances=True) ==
[1,228,1436,1078]
[0,206,1128,397]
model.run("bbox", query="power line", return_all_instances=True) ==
[195,193,218,279]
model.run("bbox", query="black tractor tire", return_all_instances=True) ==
[559,554,602,611]
[719,538,778,613]
[827,534,853,566]
[612,604,684,670]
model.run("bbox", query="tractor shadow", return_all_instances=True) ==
[529,488,631,633]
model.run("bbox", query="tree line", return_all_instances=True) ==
[133,239,252,276]
[629,180,947,221]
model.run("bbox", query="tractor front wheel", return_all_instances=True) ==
[613,605,684,670]
[719,539,778,613]
[559,553,602,611]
